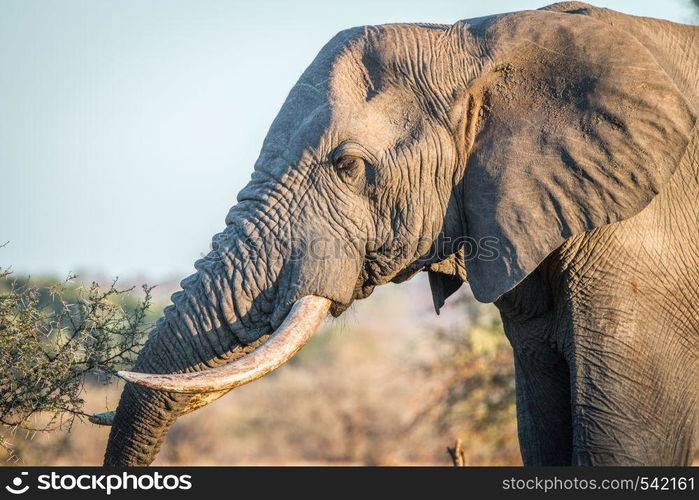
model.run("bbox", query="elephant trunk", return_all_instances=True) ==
[103,353,191,466]
[103,212,294,465]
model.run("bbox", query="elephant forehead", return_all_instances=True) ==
[262,23,456,162]
[326,25,448,103]
[265,86,424,162]
[328,92,423,149]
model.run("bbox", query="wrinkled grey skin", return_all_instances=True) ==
[104,2,698,465]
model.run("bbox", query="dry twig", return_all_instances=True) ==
[447,438,466,466]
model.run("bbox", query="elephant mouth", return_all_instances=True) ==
[116,295,331,394]
[330,272,381,316]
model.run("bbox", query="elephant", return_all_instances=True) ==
[95,2,698,466]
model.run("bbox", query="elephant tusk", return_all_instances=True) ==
[89,411,115,426]
[117,295,332,394]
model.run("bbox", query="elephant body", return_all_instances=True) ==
[103,2,698,465]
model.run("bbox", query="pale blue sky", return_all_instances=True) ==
[1,0,696,279]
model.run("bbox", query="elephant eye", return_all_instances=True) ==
[330,143,374,184]
[336,155,362,171]
[332,154,365,178]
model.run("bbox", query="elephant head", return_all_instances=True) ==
[100,3,695,465]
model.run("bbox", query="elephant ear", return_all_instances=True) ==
[426,249,468,314]
[461,10,696,303]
